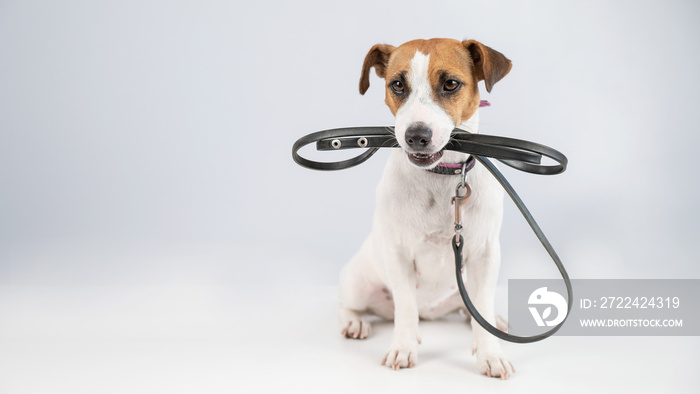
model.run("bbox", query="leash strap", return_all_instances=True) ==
[453,155,573,343]
[291,127,572,343]
[293,127,566,175]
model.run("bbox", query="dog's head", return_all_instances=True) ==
[359,38,511,169]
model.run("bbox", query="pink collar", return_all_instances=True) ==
[428,155,476,175]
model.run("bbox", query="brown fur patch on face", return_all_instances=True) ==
[382,39,482,123]
[382,43,420,116]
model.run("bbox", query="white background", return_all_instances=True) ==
[1,1,699,393]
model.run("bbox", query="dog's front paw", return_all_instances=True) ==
[382,339,419,370]
[340,311,371,339]
[474,349,515,380]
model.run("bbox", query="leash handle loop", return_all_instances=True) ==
[292,127,567,175]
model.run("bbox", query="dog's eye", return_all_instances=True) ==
[443,79,461,92]
[390,80,405,94]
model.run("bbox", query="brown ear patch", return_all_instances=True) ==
[359,44,395,95]
[462,40,512,93]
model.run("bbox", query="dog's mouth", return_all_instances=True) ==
[407,150,444,167]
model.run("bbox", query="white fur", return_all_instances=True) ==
[339,49,514,378]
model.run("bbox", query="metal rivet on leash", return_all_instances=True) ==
[331,139,341,149]
[357,137,368,148]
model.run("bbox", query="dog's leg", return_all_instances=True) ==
[338,242,381,340]
[381,245,420,370]
[466,239,515,379]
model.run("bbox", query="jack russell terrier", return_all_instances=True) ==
[338,38,515,379]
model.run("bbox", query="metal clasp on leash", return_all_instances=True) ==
[451,162,471,246]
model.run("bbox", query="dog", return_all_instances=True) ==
[338,38,514,379]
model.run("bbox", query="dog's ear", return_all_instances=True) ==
[359,44,395,95]
[462,40,512,93]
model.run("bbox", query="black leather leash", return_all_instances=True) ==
[292,126,573,343]
[293,126,566,175]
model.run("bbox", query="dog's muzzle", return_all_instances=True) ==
[404,122,445,167]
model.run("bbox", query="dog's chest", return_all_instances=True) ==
[399,181,475,313]
[410,193,463,281]
[412,231,465,316]
[399,182,457,233]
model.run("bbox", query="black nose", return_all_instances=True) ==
[405,122,432,149]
